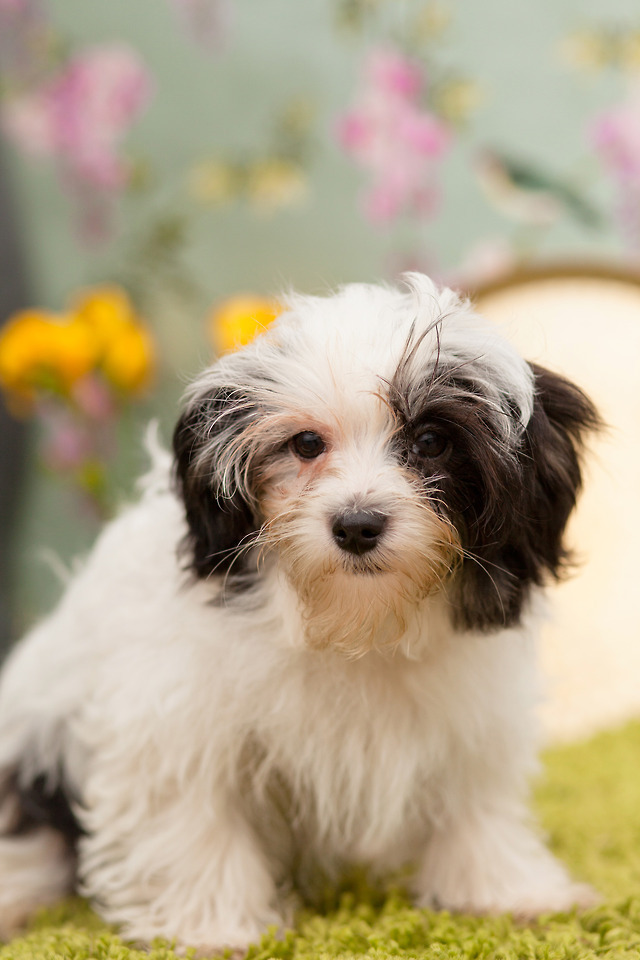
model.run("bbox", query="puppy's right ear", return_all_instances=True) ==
[172,388,258,580]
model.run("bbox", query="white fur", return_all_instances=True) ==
[0,277,594,952]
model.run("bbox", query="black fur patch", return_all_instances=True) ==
[7,772,83,847]
[173,388,260,581]
[390,361,601,631]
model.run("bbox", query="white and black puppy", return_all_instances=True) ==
[0,275,599,952]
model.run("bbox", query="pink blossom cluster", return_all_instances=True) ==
[1,44,152,237]
[2,44,151,188]
[591,84,640,246]
[0,0,34,10]
[337,49,452,224]
[591,85,640,182]
[41,376,116,475]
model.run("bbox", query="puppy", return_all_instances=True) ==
[0,275,599,952]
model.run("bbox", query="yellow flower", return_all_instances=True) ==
[0,310,97,406]
[73,286,155,394]
[52,318,99,385]
[0,312,52,398]
[0,286,156,411]
[102,323,155,393]
[73,286,135,346]
[188,161,239,205]
[413,1,452,41]
[622,33,640,71]
[210,296,283,355]
[559,31,611,72]
[433,79,483,125]
[247,159,307,212]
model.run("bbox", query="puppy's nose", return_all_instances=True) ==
[331,511,387,555]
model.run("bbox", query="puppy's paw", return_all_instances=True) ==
[413,819,599,920]
[509,880,600,921]
[122,905,287,959]
[0,829,75,942]
[415,875,599,921]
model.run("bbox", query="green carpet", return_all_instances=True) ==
[4,720,640,960]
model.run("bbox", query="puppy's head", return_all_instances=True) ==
[173,274,600,655]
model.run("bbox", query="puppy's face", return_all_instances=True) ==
[174,276,599,655]
[245,375,462,655]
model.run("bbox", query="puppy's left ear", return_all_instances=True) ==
[520,362,602,578]
[172,389,258,580]
[456,362,601,631]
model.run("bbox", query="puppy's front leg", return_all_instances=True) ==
[413,799,596,918]
[78,785,284,954]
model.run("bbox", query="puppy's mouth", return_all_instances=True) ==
[339,553,389,576]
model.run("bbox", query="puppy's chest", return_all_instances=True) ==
[249,656,445,861]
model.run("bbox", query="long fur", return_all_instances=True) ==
[0,275,599,952]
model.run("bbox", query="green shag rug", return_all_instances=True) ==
[5,720,640,960]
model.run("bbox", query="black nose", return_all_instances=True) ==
[331,511,387,555]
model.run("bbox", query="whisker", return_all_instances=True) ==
[458,550,508,623]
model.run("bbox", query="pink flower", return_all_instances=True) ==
[0,0,36,11]
[337,48,451,225]
[591,85,640,182]
[3,44,152,185]
[71,375,116,421]
[591,84,640,248]
[43,420,93,471]
[367,49,423,99]
[37,401,93,471]
[2,44,153,237]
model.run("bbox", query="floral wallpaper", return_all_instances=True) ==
[2,0,638,296]
[0,0,639,625]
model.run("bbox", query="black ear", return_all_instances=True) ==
[172,389,258,580]
[455,363,601,631]
[519,363,602,575]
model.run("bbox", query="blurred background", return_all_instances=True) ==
[0,0,639,724]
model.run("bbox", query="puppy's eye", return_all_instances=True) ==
[290,431,326,460]
[412,429,449,460]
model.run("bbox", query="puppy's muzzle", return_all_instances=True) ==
[331,510,388,555]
